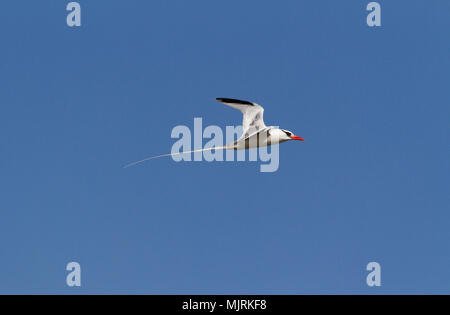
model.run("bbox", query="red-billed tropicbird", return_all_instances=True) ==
[124,98,304,168]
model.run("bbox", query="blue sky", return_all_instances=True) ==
[0,1,449,294]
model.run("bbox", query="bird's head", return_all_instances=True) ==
[281,129,304,141]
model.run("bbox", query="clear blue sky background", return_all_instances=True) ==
[0,1,449,294]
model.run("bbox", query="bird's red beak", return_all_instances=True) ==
[290,135,304,141]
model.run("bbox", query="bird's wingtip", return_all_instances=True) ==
[215,98,255,106]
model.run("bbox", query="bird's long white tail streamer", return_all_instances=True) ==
[123,146,228,168]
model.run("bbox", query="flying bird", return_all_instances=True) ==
[124,98,304,168]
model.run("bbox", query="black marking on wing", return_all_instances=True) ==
[250,113,261,128]
[216,98,255,106]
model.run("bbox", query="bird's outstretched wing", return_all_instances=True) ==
[216,98,266,138]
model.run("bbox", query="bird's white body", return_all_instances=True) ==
[228,127,291,150]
